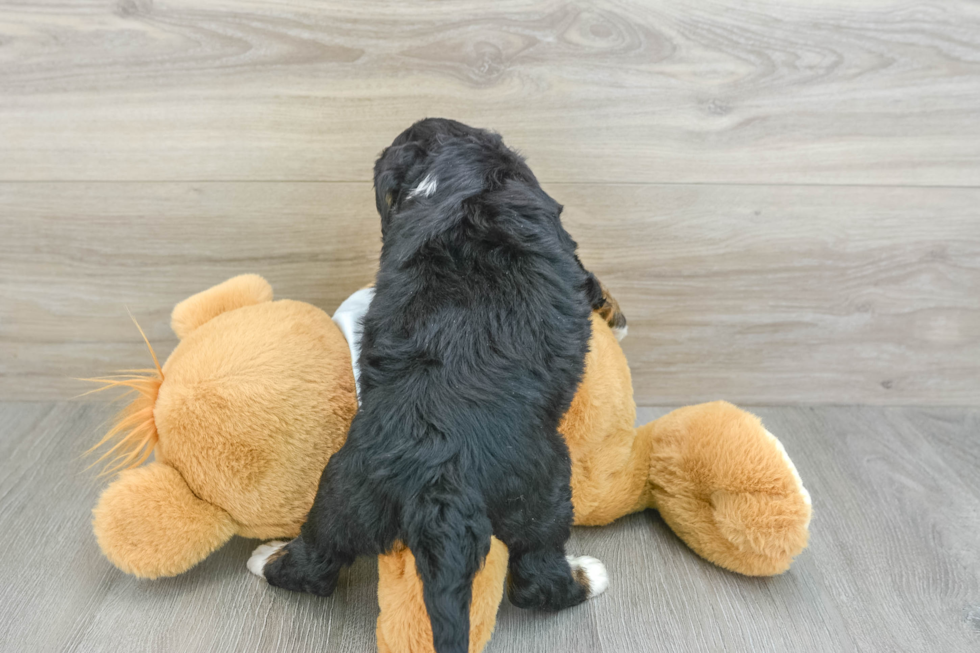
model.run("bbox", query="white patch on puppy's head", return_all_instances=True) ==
[409,173,438,198]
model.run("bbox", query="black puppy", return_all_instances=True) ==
[249,119,615,653]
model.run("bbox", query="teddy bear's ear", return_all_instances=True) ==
[171,274,273,339]
[92,462,237,579]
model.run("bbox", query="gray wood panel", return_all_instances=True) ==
[1,0,979,184]
[3,182,978,404]
[1,402,978,652]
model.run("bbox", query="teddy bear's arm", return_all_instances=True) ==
[92,462,237,579]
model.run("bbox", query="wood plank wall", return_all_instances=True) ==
[2,0,979,403]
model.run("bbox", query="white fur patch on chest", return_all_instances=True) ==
[331,287,375,404]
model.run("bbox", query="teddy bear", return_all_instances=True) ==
[89,274,811,653]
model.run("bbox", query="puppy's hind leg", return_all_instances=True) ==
[249,534,350,597]
[497,473,608,611]
[506,546,608,611]
[249,451,394,597]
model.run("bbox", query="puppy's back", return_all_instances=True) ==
[359,119,596,653]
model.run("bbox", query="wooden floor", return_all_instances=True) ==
[2,402,978,652]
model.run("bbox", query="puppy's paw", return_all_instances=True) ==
[248,540,289,579]
[595,283,627,341]
[567,555,609,599]
[611,324,628,341]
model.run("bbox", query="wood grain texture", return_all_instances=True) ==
[3,182,978,403]
[0,401,381,653]
[1,403,978,652]
[1,0,979,184]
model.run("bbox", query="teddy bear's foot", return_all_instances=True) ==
[247,540,289,579]
[566,555,609,599]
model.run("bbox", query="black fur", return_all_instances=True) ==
[263,119,606,653]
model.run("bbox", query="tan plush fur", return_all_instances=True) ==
[377,539,509,653]
[92,275,358,576]
[154,297,356,539]
[90,275,810,652]
[93,462,237,578]
[170,273,274,339]
[641,403,811,576]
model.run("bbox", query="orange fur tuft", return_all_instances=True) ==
[82,315,163,476]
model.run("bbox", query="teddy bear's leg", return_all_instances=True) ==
[496,473,608,611]
[640,402,812,576]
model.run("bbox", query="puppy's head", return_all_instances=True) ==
[373,118,513,232]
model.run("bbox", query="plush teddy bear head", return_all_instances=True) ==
[91,275,357,578]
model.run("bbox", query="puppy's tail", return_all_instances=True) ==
[405,488,493,653]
